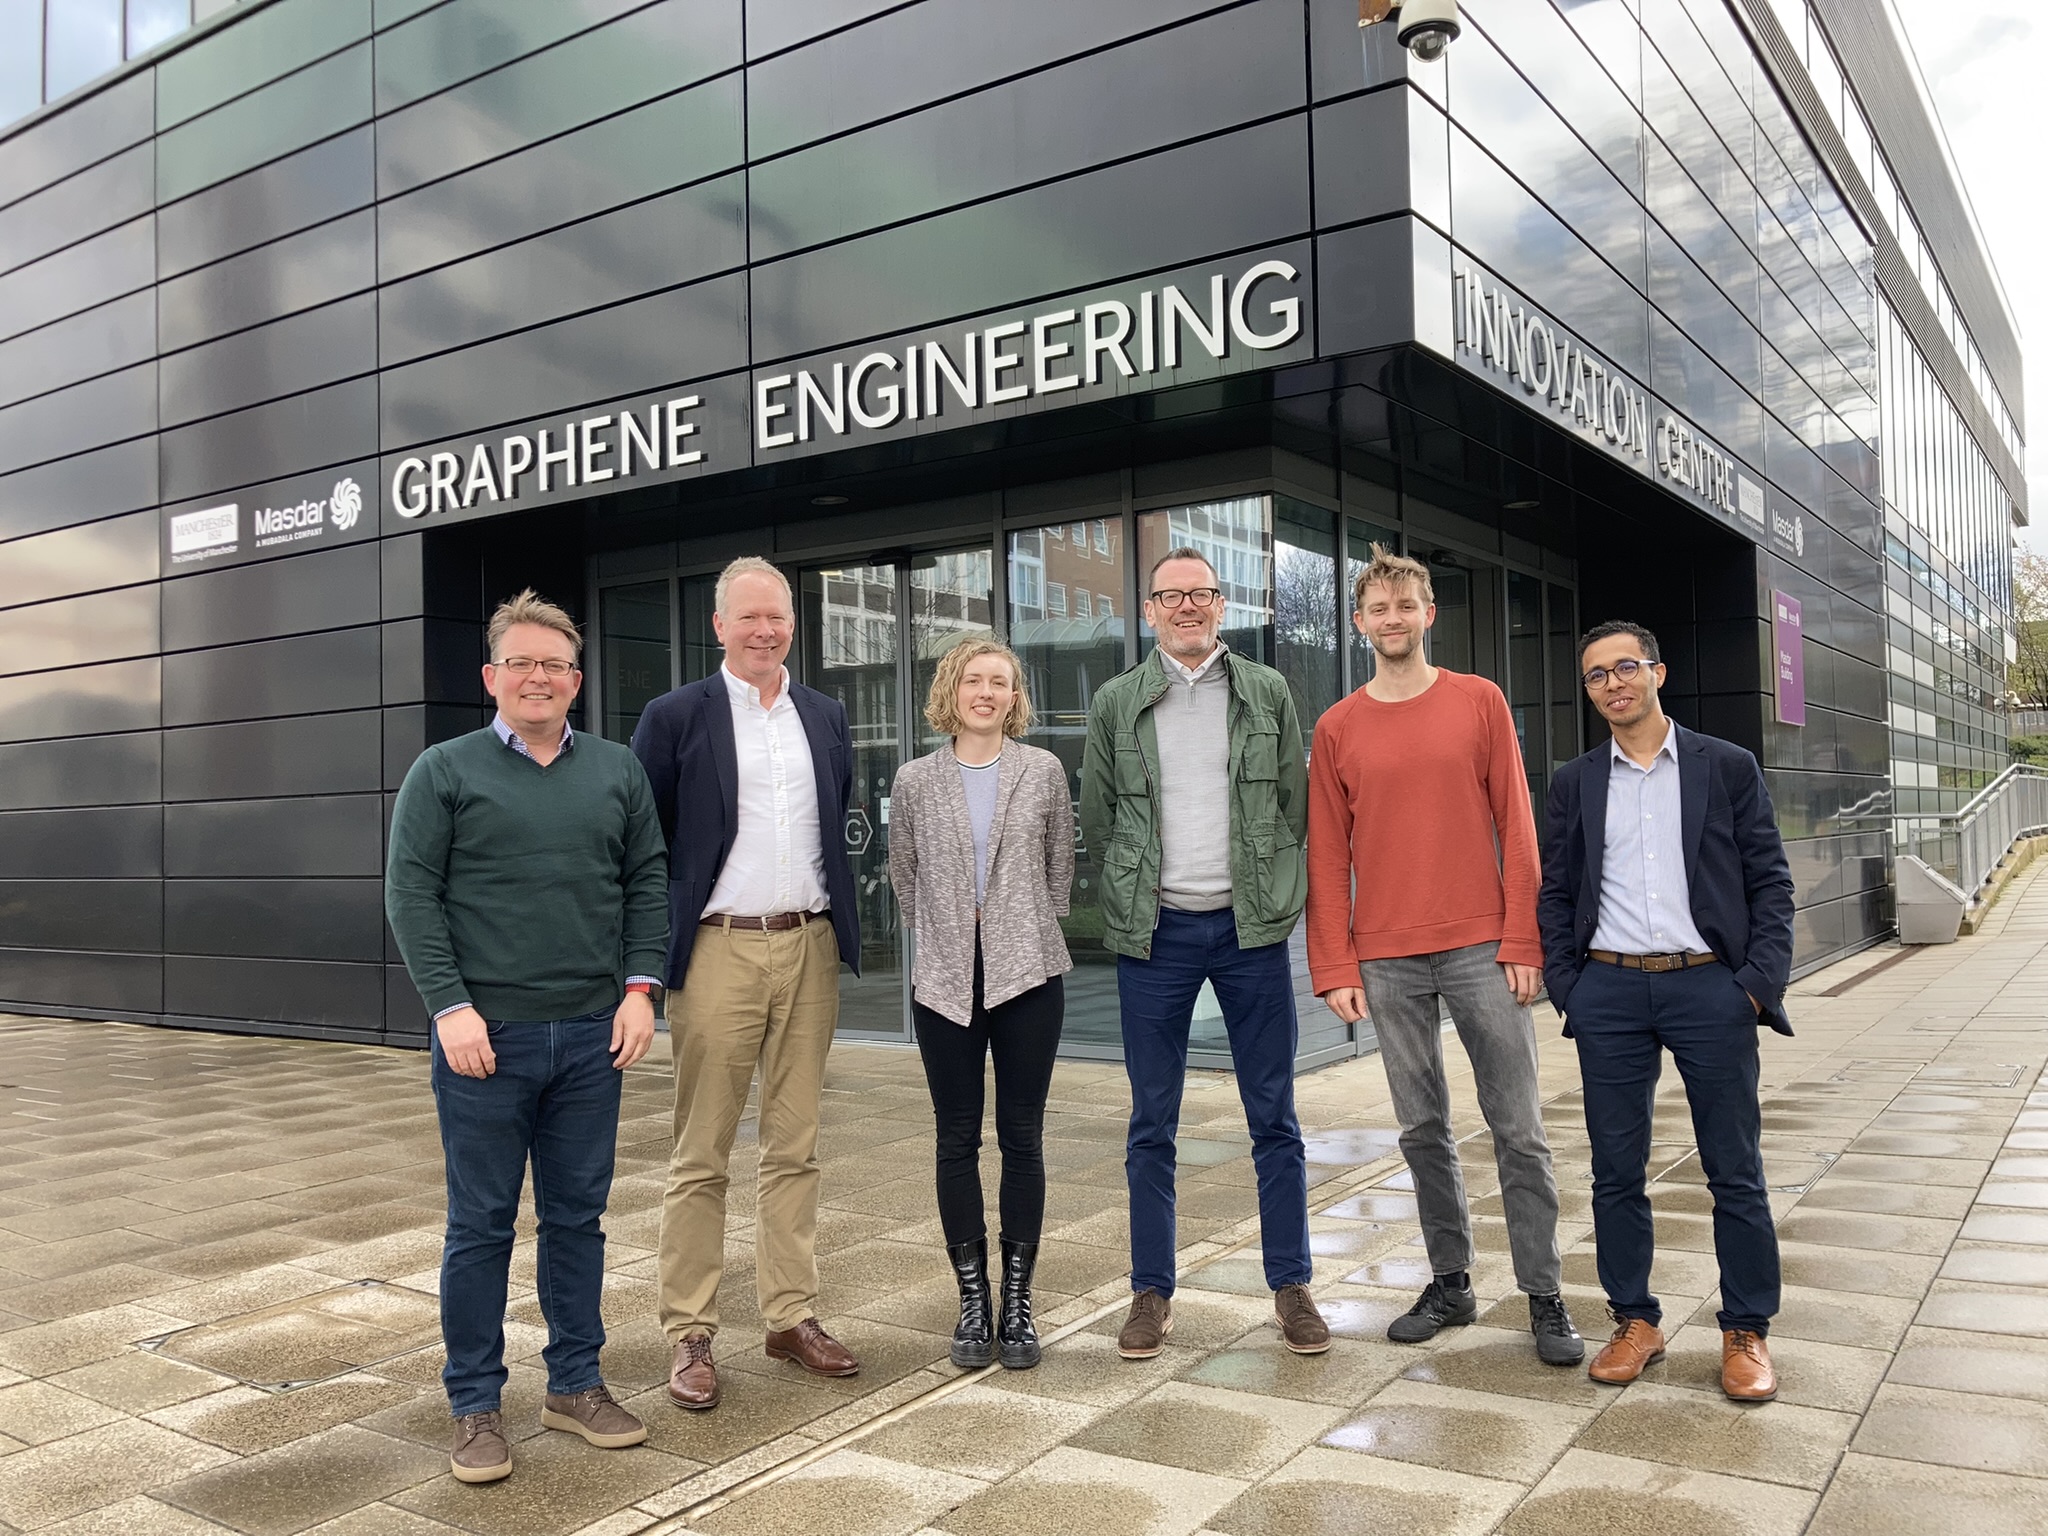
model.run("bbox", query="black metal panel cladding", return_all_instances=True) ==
[0,0,1987,1036]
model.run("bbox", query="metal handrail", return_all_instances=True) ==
[1899,763,2048,903]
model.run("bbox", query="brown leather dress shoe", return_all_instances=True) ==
[764,1318,860,1377]
[667,1333,719,1410]
[1588,1316,1665,1384]
[1721,1329,1777,1402]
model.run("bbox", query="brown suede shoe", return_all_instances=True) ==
[1588,1316,1665,1384]
[450,1410,511,1483]
[1721,1329,1777,1402]
[667,1333,719,1410]
[1275,1284,1331,1354]
[1117,1289,1173,1359]
[541,1383,647,1447]
[764,1318,860,1377]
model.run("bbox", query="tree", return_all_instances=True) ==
[2011,550,2048,709]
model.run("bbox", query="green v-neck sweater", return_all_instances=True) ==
[385,727,670,1022]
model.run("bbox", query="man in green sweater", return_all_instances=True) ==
[387,589,669,1485]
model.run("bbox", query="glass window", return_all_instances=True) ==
[1137,496,1272,662]
[0,0,42,123]
[908,547,994,754]
[127,0,192,57]
[1409,543,1502,681]
[45,0,124,100]
[1507,570,1545,814]
[1345,514,1401,692]
[1009,518,1125,1052]
[600,580,671,744]
[1273,498,1339,726]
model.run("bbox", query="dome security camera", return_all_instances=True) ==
[1360,0,1463,63]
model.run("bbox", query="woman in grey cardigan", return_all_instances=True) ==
[889,634,1073,1370]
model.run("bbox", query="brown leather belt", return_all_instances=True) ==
[699,911,821,932]
[1588,949,1719,973]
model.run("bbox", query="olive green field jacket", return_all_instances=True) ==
[1078,649,1308,959]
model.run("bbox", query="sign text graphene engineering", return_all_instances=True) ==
[755,259,1305,452]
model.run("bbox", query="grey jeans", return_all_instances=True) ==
[1361,940,1561,1295]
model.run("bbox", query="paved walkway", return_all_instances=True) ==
[1,874,2046,1535]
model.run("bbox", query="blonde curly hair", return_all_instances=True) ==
[924,634,1032,738]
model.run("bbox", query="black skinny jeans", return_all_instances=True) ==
[912,947,1064,1248]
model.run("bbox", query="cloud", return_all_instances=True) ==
[1918,13,2033,128]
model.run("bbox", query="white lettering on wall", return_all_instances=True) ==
[390,397,708,520]
[754,258,1304,452]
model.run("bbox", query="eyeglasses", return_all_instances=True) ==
[494,656,578,677]
[1581,658,1653,690]
[1150,587,1222,610]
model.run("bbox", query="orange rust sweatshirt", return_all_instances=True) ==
[1306,669,1543,992]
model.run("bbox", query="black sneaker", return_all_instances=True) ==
[1528,1292,1585,1366]
[1386,1276,1478,1343]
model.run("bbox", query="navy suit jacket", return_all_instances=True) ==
[629,673,861,986]
[1538,723,1796,1036]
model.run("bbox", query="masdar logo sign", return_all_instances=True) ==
[329,477,362,531]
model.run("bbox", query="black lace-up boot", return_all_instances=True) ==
[996,1237,1041,1370]
[946,1238,995,1368]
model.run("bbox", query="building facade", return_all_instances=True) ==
[0,0,2025,1063]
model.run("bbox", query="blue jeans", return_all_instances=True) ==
[431,1009,621,1415]
[1117,907,1310,1296]
[1570,960,1779,1335]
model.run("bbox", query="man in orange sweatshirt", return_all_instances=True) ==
[1307,545,1579,1366]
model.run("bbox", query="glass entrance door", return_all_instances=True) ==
[797,549,994,1039]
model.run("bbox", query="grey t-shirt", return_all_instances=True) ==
[958,755,1001,905]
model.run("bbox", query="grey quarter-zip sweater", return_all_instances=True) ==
[1152,646,1234,911]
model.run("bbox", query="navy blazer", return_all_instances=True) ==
[629,672,861,986]
[1538,723,1796,1036]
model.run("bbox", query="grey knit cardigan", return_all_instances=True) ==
[887,739,1075,1026]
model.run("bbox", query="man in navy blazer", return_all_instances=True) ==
[630,557,862,1411]
[1539,619,1795,1406]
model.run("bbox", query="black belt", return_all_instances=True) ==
[1588,949,1719,973]
[699,911,822,932]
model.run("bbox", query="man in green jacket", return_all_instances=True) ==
[387,590,668,1485]
[1080,546,1326,1360]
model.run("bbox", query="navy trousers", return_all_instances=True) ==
[1117,907,1310,1296]
[431,1009,621,1415]
[1569,960,1779,1335]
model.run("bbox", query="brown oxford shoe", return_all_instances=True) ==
[764,1318,860,1377]
[1588,1315,1665,1385]
[667,1333,719,1410]
[1721,1329,1778,1402]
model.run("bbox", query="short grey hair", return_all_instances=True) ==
[715,556,792,617]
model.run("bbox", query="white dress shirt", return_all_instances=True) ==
[703,664,830,917]
[1590,721,1712,955]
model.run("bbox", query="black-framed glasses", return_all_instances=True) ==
[1150,587,1222,610]
[495,656,578,677]
[1581,658,1653,690]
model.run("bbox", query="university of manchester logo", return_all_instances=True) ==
[330,477,362,531]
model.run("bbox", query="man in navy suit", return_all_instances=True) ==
[1538,619,1795,1404]
[631,557,862,1411]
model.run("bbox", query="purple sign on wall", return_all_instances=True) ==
[1773,591,1806,726]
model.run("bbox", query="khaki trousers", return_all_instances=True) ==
[659,917,840,1339]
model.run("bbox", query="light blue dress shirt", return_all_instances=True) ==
[1589,722,1712,956]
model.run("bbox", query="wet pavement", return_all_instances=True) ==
[2,873,2047,1535]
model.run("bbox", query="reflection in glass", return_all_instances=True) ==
[1273,499,1339,727]
[1009,520,1124,1052]
[1136,497,1272,660]
[601,581,671,745]
[800,563,902,1037]
[1346,516,1401,693]
[0,0,43,125]
[909,548,994,754]
[127,0,193,57]
[1508,570,1545,822]
[1413,544,1500,681]
[45,0,123,100]
[1548,582,1581,782]
[680,573,720,686]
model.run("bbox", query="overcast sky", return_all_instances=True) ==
[1887,0,2045,549]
